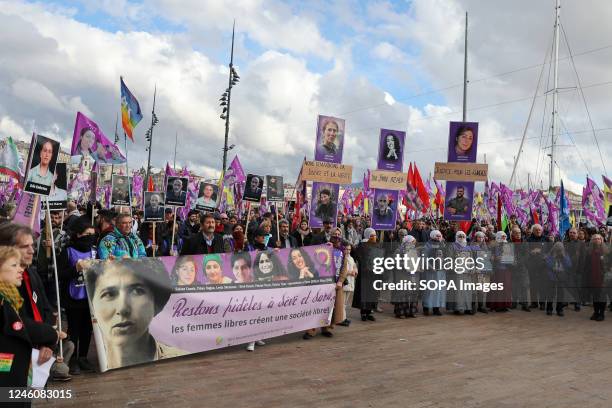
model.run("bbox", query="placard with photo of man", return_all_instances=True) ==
[266,175,284,202]
[444,181,474,221]
[42,163,68,210]
[144,192,165,222]
[111,175,131,206]
[243,174,264,202]
[371,189,398,230]
[195,182,219,211]
[24,134,61,196]
[165,176,188,207]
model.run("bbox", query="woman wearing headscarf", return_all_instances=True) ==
[584,234,610,321]
[391,235,419,318]
[544,242,572,316]
[447,231,475,315]
[472,231,492,313]
[352,227,383,321]
[422,230,447,316]
[487,231,513,312]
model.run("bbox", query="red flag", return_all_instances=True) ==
[434,179,444,215]
[148,175,154,192]
[407,162,414,187]
[353,191,363,210]
[413,163,430,212]
[459,221,471,233]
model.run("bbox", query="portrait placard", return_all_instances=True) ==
[377,129,405,171]
[266,175,284,202]
[24,134,60,196]
[314,115,345,164]
[165,176,188,207]
[144,192,165,222]
[447,121,478,163]
[195,182,219,211]
[42,163,68,210]
[111,175,131,206]
[244,174,264,202]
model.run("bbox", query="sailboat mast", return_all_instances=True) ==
[549,0,561,191]
[462,12,468,122]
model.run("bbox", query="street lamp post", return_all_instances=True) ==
[221,20,240,175]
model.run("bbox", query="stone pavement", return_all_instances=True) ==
[37,306,612,408]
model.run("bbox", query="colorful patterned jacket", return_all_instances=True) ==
[98,227,147,260]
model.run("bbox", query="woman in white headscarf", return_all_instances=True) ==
[472,231,492,313]
[447,230,475,315]
[422,229,447,316]
[391,235,419,318]
[487,231,514,312]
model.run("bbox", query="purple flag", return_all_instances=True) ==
[14,192,41,236]
[71,112,126,165]
[225,155,246,185]
[583,177,606,226]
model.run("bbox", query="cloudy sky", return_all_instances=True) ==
[0,0,610,194]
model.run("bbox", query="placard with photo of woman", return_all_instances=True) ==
[24,134,61,196]
[195,182,219,211]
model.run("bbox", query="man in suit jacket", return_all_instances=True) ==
[181,213,225,255]
[272,219,298,249]
[311,220,334,244]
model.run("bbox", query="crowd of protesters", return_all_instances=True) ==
[1,199,611,391]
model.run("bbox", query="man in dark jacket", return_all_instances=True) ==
[181,213,225,255]
[272,219,298,249]
[311,220,333,244]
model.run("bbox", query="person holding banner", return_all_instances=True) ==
[292,219,313,247]
[98,213,147,260]
[273,219,297,249]
[86,258,185,369]
[0,223,73,382]
[0,246,66,389]
[180,213,224,255]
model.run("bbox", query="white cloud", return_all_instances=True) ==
[0,0,608,196]
[371,41,408,63]
[0,116,29,141]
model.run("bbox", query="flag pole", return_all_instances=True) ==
[144,85,158,203]
[46,196,64,361]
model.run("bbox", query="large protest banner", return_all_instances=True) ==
[84,245,337,372]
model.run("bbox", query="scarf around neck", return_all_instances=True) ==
[0,281,23,312]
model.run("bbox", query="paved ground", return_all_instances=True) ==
[37,306,612,408]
